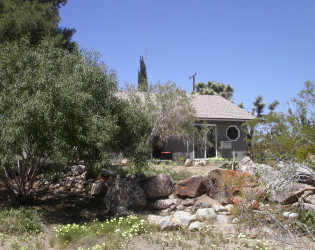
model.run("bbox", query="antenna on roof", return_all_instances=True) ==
[189,73,197,92]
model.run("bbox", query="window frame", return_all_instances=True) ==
[226,125,240,141]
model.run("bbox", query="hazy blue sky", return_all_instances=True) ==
[59,0,314,113]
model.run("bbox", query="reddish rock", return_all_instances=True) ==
[142,173,174,199]
[176,175,206,198]
[202,169,253,204]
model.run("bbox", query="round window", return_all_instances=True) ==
[226,126,240,141]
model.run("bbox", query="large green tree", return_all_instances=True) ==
[0,39,147,202]
[194,81,234,100]
[137,56,148,91]
[0,0,75,50]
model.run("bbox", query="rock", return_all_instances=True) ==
[292,202,315,213]
[217,214,229,224]
[171,211,195,225]
[104,177,147,214]
[299,190,315,205]
[142,173,174,199]
[283,212,298,218]
[176,175,206,198]
[237,157,259,173]
[91,181,107,196]
[184,159,193,167]
[212,204,228,213]
[269,182,315,204]
[224,204,234,214]
[195,208,217,221]
[189,221,203,231]
[280,163,315,186]
[195,194,221,208]
[202,169,252,204]
[72,165,86,175]
[100,168,115,178]
[152,199,175,210]
[181,198,195,207]
[161,220,180,230]
[147,215,180,230]
[148,215,170,226]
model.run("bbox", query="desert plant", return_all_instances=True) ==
[0,208,45,235]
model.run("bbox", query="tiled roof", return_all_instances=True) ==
[117,91,255,121]
[190,95,255,120]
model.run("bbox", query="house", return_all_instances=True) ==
[155,95,255,161]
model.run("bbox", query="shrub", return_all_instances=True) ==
[0,208,44,235]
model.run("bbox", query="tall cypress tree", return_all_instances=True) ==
[138,56,148,91]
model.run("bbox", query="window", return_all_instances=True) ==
[226,125,240,141]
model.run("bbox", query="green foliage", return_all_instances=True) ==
[253,95,266,117]
[125,81,197,148]
[243,82,315,164]
[0,208,44,235]
[296,211,315,237]
[194,80,234,100]
[0,0,75,50]
[0,39,148,201]
[137,56,148,91]
[51,216,157,249]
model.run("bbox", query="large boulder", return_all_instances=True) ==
[104,177,147,215]
[176,175,206,198]
[142,173,174,199]
[269,181,315,204]
[202,169,252,204]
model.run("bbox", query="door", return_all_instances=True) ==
[194,124,216,159]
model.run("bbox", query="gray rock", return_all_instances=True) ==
[72,165,86,175]
[212,204,228,213]
[292,202,315,213]
[100,168,115,178]
[91,181,106,196]
[283,212,298,218]
[299,190,315,205]
[148,215,170,226]
[171,211,195,225]
[195,194,220,208]
[189,221,203,231]
[142,173,174,199]
[181,199,195,206]
[217,214,229,224]
[184,159,193,167]
[104,177,147,214]
[196,208,217,221]
[152,199,175,210]
[269,181,315,204]
[161,220,180,230]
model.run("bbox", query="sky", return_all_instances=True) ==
[59,0,315,113]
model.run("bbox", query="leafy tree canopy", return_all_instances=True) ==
[0,39,147,202]
[125,82,197,146]
[0,0,75,50]
[193,80,234,100]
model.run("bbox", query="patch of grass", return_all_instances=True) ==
[0,208,45,235]
[50,215,159,249]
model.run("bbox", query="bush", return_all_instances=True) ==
[0,208,44,235]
